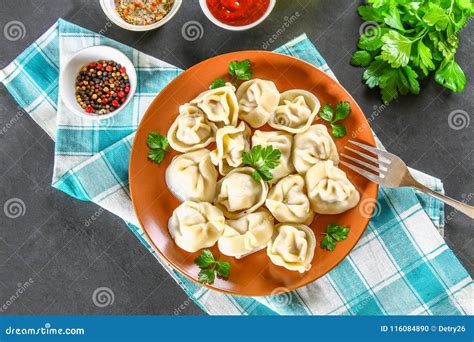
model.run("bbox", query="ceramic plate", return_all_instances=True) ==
[129,51,378,296]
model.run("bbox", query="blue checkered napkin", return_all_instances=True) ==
[1,19,472,315]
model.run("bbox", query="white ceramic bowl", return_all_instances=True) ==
[100,0,182,31]
[199,0,276,31]
[59,46,137,121]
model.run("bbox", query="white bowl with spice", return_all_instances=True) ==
[100,0,182,31]
[59,45,137,121]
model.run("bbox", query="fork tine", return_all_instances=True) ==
[340,153,385,173]
[344,146,391,168]
[340,160,384,185]
[348,140,393,159]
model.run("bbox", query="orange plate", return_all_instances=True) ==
[129,51,378,296]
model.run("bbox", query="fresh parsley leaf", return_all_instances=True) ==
[251,170,262,182]
[351,0,472,103]
[147,132,168,150]
[363,57,420,104]
[319,104,334,122]
[194,250,231,284]
[434,59,466,92]
[330,124,347,138]
[194,249,215,268]
[216,261,231,278]
[327,224,350,241]
[147,149,165,164]
[147,132,168,164]
[384,8,405,31]
[242,145,281,182]
[351,50,373,67]
[423,4,450,31]
[256,167,274,182]
[198,267,216,284]
[320,234,336,251]
[209,78,226,89]
[357,5,384,22]
[334,101,351,122]
[318,101,351,138]
[357,28,388,51]
[321,224,350,251]
[415,40,435,76]
[381,30,413,68]
[362,58,386,88]
[228,59,253,84]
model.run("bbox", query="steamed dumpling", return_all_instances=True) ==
[267,223,316,273]
[210,121,251,175]
[218,209,275,258]
[265,175,314,224]
[190,84,239,126]
[168,201,225,253]
[305,160,360,214]
[252,130,295,183]
[293,124,339,175]
[214,167,268,219]
[268,90,320,133]
[168,104,218,152]
[236,79,280,128]
[165,149,218,202]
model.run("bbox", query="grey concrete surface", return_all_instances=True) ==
[0,0,472,315]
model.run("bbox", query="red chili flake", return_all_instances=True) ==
[112,100,120,107]
[120,67,126,73]
[124,86,130,93]
[85,105,94,113]
[106,65,113,72]
[117,91,125,98]
[96,63,103,70]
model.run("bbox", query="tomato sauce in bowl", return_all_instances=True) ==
[206,0,271,27]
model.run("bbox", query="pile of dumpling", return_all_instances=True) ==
[165,79,360,274]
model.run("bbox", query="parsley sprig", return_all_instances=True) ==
[210,59,254,89]
[194,249,230,284]
[351,0,472,103]
[147,132,169,164]
[242,145,281,182]
[320,224,350,251]
[209,78,226,89]
[319,101,351,138]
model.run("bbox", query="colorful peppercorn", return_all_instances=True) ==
[74,60,131,115]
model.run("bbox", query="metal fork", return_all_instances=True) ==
[340,140,474,219]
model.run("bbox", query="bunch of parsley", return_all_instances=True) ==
[351,0,473,103]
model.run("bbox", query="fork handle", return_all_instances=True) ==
[409,181,474,219]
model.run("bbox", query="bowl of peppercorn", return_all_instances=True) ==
[59,45,137,120]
